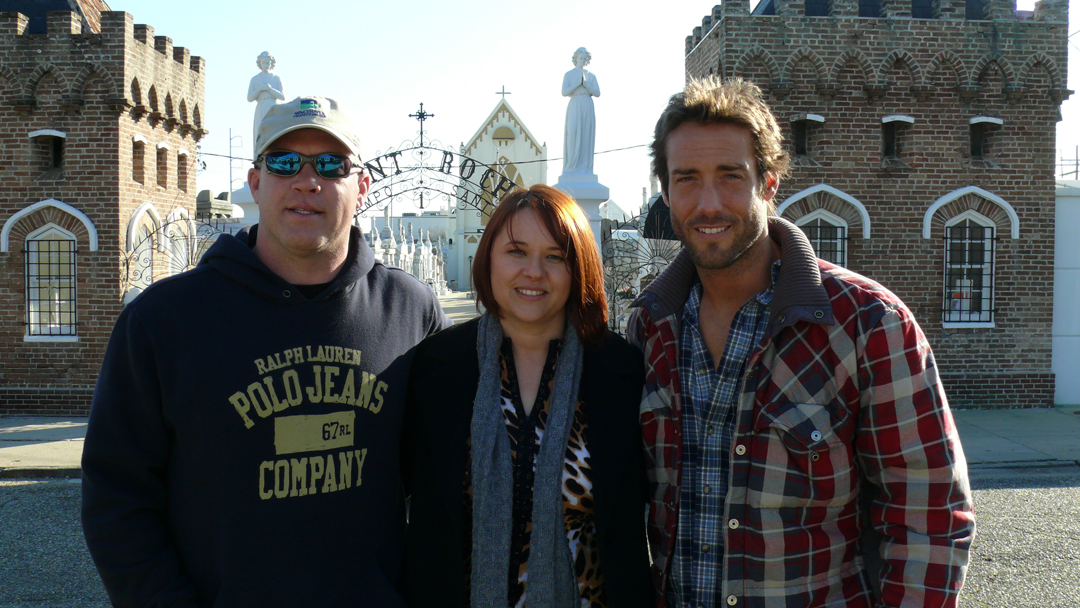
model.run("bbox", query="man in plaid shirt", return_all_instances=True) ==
[626,77,975,608]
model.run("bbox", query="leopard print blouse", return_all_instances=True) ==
[463,338,608,607]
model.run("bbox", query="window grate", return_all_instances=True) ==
[800,221,847,267]
[942,221,995,323]
[25,238,77,335]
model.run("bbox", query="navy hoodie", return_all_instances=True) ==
[82,226,449,608]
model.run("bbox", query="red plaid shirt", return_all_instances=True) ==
[627,218,975,608]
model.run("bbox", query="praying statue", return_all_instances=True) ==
[561,47,600,176]
[247,51,285,155]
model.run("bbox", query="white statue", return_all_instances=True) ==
[561,47,600,176]
[247,52,285,155]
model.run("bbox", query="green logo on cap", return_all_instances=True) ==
[300,99,318,110]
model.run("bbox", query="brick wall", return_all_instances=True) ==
[0,10,205,414]
[0,387,93,415]
[684,0,1069,408]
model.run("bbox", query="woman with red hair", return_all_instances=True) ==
[401,185,651,607]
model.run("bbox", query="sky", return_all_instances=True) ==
[110,0,1078,216]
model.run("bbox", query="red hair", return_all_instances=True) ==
[472,184,608,346]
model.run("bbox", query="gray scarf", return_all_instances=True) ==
[470,312,583,608]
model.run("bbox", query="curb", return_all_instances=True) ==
[967,460,1080,471]
[0,467,82,479]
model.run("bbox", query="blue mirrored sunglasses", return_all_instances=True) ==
[257,151,362,179]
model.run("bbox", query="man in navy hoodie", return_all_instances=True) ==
[82,96,449,608]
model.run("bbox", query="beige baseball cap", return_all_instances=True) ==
[254,96,363,159]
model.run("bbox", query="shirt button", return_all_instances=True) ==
[282,289,292,297]
[734,444,746,455]
[810,452,820,461]
[811,430,823,442]
[706,425,715,435]
[699,367,708,376]
[703,485,712,495]
[727,595,738,606]
[701,543,710,553]
[728,518,740,529]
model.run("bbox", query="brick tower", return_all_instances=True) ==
[0,3,206,414]
[683,0,1070,408]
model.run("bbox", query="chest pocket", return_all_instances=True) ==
[749,401,857,508]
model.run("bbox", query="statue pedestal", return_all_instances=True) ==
[231,182,257,226]
[555,173,609,254]
[555,172,609,202]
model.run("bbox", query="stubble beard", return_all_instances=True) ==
[671,200,768,272]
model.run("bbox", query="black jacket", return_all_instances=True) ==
[82,226,449,608]
[400,317,653,607]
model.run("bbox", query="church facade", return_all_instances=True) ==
[364,97,548,292]
[0,4,205,414]
[682,0,1070,407]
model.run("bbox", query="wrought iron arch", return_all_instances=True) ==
[121,217,242,294]
[122,136,525,292]
[600,205,683,335]
[356,134,519,221]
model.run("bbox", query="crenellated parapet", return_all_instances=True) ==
[1033,0,1068,22]
[0,7,207,260]
[684,2,1070,109]
[0,10,205,140]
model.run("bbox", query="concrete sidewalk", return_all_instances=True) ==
[952,406,1080,465]
[0,417,85,478]
[3,406,1079,478]
[437,290,483,325]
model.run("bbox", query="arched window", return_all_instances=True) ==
[943,211,995,325]
[796,209,848,267]
[777,185,869,267]
[25,224,77,338]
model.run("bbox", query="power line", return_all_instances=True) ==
[492,143,650,167]
[199,150,254,163]
[196,143,651,168]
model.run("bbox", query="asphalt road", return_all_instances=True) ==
[0,478,108,608]
[1,464,1078,607]
[964,463,1080,607]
